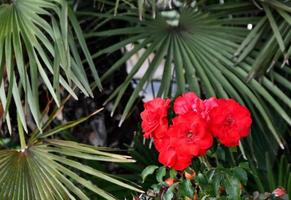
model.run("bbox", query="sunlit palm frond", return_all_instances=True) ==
[0,94,143,200]
[0,139,142,200]
[0,0,101,132]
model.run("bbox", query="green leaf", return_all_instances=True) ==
[288,173,291,200]
[156,166,166,183]
[179,180,194,198]
[223,175,241,199]
[248,155,265,193]
[195,173,208,186]
[232,167,248,185]
[262,4,285,52]
[169,169,177,179]
[68,7,102,91]
[39,108,103,139]
[278,156,286,186]
[212,172,223,197]
[163,183,178,200]
[266,152,276,191]
[141,165,158,183]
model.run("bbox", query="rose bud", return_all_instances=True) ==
[272,187,286,198]
[185,169,196,180]
[165,177,175,186]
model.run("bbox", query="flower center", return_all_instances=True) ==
[187,131,193,138]
[225,115,234,126]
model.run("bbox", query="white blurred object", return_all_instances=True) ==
[125,43,166,80]
[125,43,176,102]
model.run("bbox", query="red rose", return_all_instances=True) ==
[152,118,168,139]
[158,146,177,167]
[140,98,170,138]
[157,112,213,170]
[141,95,252,170]
[170,112,213,157]
[174,92,203,115]
[154,135,170,152]
[209,99,252,147]
[158,146,192,170]
[202,97,218,120]
[172,154,192,170]
[174,92,218,120]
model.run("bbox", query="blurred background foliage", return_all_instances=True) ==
[0,0,290,199]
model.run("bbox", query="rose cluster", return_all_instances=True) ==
[140,92,252,170]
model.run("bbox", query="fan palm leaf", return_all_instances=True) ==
[0,139,143,200]
[85,3,290,160]
[234,0,291,79]
[0,106,143,199]
[0,0,102,132]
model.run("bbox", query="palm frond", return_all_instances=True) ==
[86,4,290,160]
[235,0,291,78]
[248,153,291,196]
[0,90,142,200]
[0,139,142,200]
[0,0,101,132]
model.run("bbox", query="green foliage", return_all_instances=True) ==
[0,0,101,132]
[178,179,194,198]
[139,163,249,199]
[141,165,159,183]
[205,167,247,199]
[0,140,142,200]
[156,166,167,183]
[163,183,178,200]
[248,154,291,198]
[235,0,291,78]
[129,132,290,199]
[0,101,142,199]
[86,1,291,166]
[0,0,290,199]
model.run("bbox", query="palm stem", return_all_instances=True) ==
[17,114,26,150]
